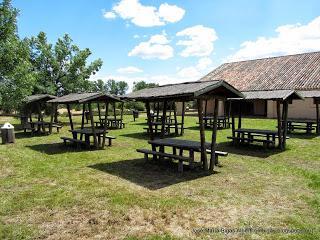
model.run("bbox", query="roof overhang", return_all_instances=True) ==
[47,92,122,104]
[24,94,57,104]
[123,80,243,102]
[228,90,304,101]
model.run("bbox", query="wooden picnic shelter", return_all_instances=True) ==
[96,100,125,129]
[47,92,122,149]
[228,90,304,150]
[21,94,61,134]
[143,101,184,136]
[123,80,243,172]
[202,99,231,129]
[294,90,320,135]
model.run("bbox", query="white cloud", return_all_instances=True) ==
[227,16,320,62]
[177,57,213,79]
[196,57,213,70]
[128,32,174,60]
[133,34,140,39]
[158,3,185,23]
[104,0,185,27]
[176,25,218,57]
[177,66,201,79]
[117,66,143,74]
[103,11,116,19]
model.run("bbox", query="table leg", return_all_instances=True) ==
[172,147,177,155]
[85,135,90,148]
[189,149,194,169]
[152,144,157,161]
[159,146,165,160]
[72,132,77,140]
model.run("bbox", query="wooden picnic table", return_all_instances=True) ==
[25,121,62,134]
[145,121,182,135]
[69,128,107,147]
[286,119,317,134]
[203,116,230,129]
[229,128,278,148]
[95,117,125,129]
[147,138,227,170]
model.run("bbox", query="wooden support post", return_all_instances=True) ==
[316,101,319,135]
[97,103,101,123]
[161,101,168,138]
[66,103,74,131]
[276,101,283,149]
[197,99,208,171]
[145,102,154,140]
[231,101,235,138]
[282,101,289,149]
[238,101,242,129]
[181,101,185,135]
[204,100,208,117]
[80,103,86,140]
[88,102,98,148]
[173,102,178,134]
[210,98,219,172]
[102,102,109,148]
[81,104,86,129]
[120,102,124,121]
[49,103,55,134]
[156,102,160,121]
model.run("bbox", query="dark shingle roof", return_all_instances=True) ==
[47,92,121,104]
[201,51,320,91]
[24,94,57,104]
[123,80,243,101]
[241,90,303,100]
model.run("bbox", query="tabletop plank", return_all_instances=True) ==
[234,128,278,135]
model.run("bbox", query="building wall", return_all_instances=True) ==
[267,98,316,119]
[203,100,226,116]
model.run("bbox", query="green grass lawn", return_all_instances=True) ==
[0,114,319,240]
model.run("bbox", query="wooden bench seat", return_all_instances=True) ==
[51,124,62,132]
[137,148,191,172]
[105,135,116,146]
[61,137,88,148]
[227,136,275,148]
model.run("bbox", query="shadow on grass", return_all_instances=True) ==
[287,132,319,139]
[216,141,282,158]
[119,132,150,140]
[89,158,211,190]
[130,122,148,126]
[120,132,182,140]
[26,142,95,155]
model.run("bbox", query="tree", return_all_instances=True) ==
[105,79,128,95]
[92,79,106,92]
[29,32,103,96]
[133,81,158,92]
[0,0,35,112]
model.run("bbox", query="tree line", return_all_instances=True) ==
[0,0,158,113]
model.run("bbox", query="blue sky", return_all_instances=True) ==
[12,0,320,89]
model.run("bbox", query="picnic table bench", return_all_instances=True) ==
[286,119,317,134]
[137,138,228,172]
[228,128,284,148]
[144,121,183,135]
[24,121,62,135]
[60,128,115,148]
[202,116,231,129]
[95,117,125,129]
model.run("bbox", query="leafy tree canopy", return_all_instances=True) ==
[133,81,158,92]
[29,31,103,96]
[0,0,35,112]
[92,79,128,96]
